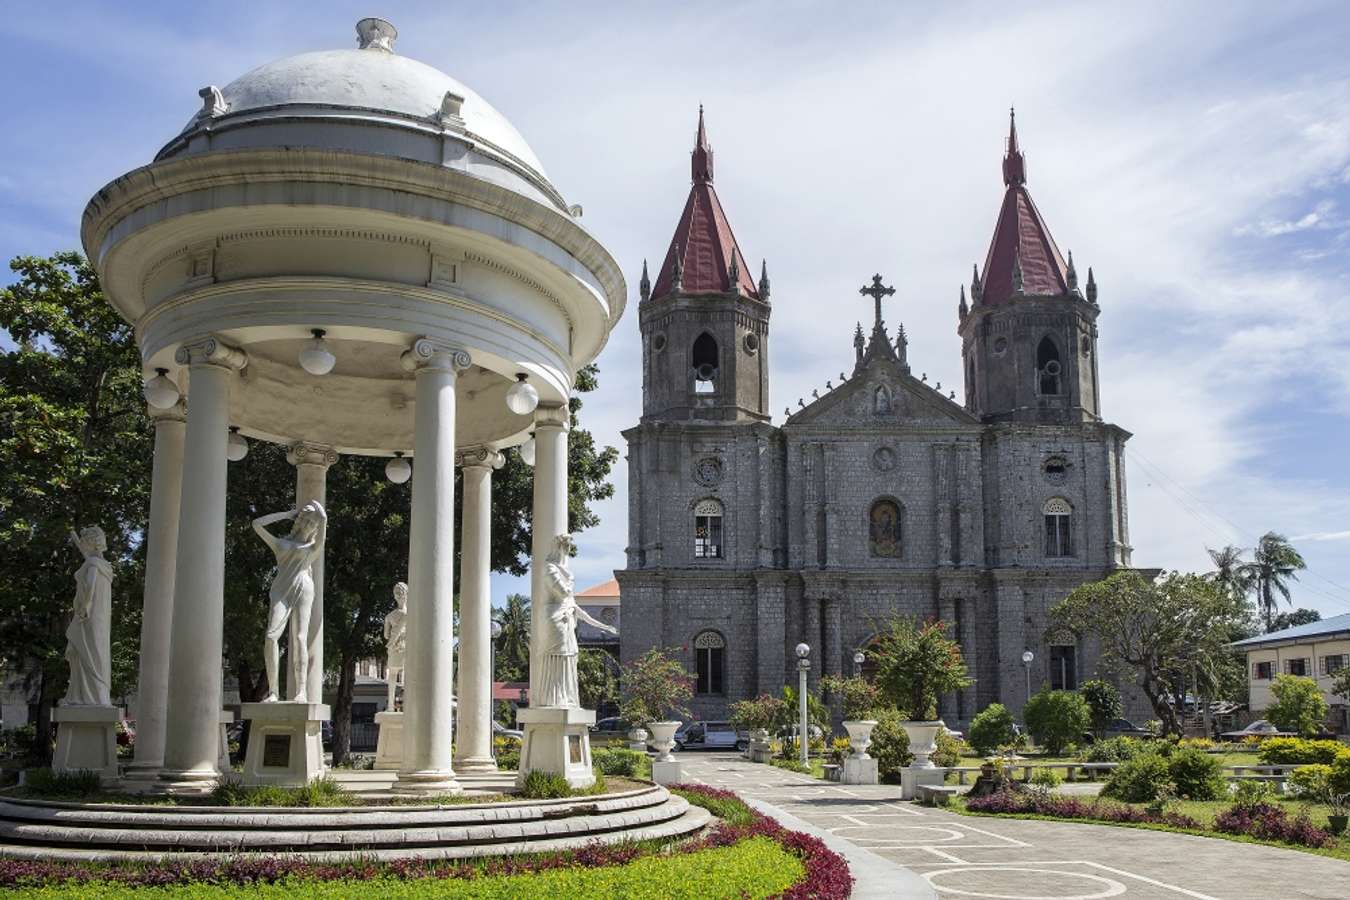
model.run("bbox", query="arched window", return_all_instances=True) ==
[869,498,902,558]
[1043,497,1073,557]
[694,630,726,694]
[694,498,724,559]
[692,332,719,394]
[1037,336,1062,396]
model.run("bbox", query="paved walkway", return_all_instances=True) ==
[677,753,1350,900]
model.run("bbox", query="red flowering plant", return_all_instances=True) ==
[619,647,695,726]
[870,616,971,720]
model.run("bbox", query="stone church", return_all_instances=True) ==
[616,110,1136,729]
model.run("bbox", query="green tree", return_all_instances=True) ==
[1078,679,1122,736]
[1206,545,1253,605]
[819,674,883,721]
[870,617,971,720]
[1268,608,1320,633]
[491,594,531,683]
[967,703,1018,755]
[0,253,152,761]
[1265,674,1328,737]
[577,649,618,712]
[1333,666,1350,707]
[1240,532,1307,632]
[1024,689,1092,754]
[1051,571,1244,735]
[619,648,694,725]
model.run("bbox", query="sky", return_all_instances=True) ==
[3,0,1350,620]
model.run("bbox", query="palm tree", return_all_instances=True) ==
[1240,533,1307,632]
[1206,545,1253,604]
[491,593,531,682]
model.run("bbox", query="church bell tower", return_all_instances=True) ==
[638,108,771,423]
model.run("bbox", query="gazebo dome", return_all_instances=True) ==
[157,18,562,211]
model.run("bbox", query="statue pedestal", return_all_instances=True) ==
[239,702,329,787]
[373,710,403,771]
[652,758,684,785]
[52,706,120,783]
[842,756,879,785]
[516,706,595,789]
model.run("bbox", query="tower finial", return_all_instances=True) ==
[959,283,969,319]
[1065,250,1078,292]
[854,322,865,364]
[727,253,740,292]
[971,263,982,304]
[692,105,713,183]
[639,259,651,301]
[1002,105,1026,186]
[759,259,771,300]
[1086,266,1098,305]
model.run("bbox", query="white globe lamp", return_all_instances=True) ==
[505,373,539,415]
[385,451,412,484]
[226,426,249,462]
[298,328,336,376]
[143,368,180,409]
[519,433,536,467]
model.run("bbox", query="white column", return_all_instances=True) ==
[396,338,469,794]
[161,338,246,786]
[528,404,570,705]
[126,400,186,776]
[454,447,504,773]
[288,442,337,703]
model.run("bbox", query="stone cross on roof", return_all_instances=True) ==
[859,274,895,330]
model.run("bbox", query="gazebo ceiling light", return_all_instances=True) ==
[519,432,536,467]
[226,426,249,462]
[385,451,412,484]
[143,368,180,409]
[505,373,539,416]
[299,329,336,376]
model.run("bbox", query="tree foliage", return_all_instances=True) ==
[491,593,531,683]
[1265,674,1329,737]
[1239,533,1306,632]
[577,648,618,712]
[968,703,1018,756]
[818,674,883,721]
[869,617,970,720]
[1267,608,1320,633]
[1023,689,1091,754]
[618,648,693,724]
[1051,571,1245,735]
[1078,679,1123,735]
[0,253,152,759]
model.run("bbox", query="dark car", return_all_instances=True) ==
[590,716,632,739]
[1219,719,1293,740]
[1101,717,1151,738]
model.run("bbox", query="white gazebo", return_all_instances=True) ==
[81,18,624,793]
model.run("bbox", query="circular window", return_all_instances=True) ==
[694,457,724,486]
[1044,359,1061,376]
[993,337,1009,356]
[1081,335,1092,357]
[743,332,760,354]
[652,333,667,352]
[1043,456,1069,485]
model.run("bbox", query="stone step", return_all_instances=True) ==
[0,793,707,863]
[0,799,711,863]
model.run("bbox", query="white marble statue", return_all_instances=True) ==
[538,534,618,708]
[61,526,113,707]
[383,581,408,709]
[253,501,327,703]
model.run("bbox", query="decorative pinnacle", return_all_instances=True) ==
[759,259,771,300]
[1011,250,1025,293]
[356,17,398,52]
[959,284,969,319]
[639,259,651,302]
[692,105,714,183]
[1066,250,1078,292]
[728,253,740,291]
[971,263,983,304]
[1003,105,1026,186]
[1086,266,1098,305]
[671,244,684,291]
[853,322,866,362]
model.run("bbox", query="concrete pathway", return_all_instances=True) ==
[677,753,1350,900]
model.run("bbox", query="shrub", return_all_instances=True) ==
[19,768,102,798]
[1331,751,1350,796]
[0,725,37,760]
[869,707,912,783]
[1076,736,1143,763]
[592,748,646,777]
[729,694,788,733]
[1102,752,1171,803]
[619,647,695,725]
[1257,737,1345,765]
[932,729,964,768]
[1166,746,1225,800]
[1214,802,1332,848]
[870,616,971,720]
[966,789,1199,829]
[1230,778,1278,808]
[1289,764,1333,801]
[1078,679,1122,734]
[968,704,1018,755]
[1265,674,1329,737]
[1024,690,1091,755]
[818,675,883,721]
[519,769,572,799]
[1029,767,1062,788]
[1178,737,1215,751]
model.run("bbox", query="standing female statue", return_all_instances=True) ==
[383,582,408,709]
[253,501,327,703]
[537,534,618,708]
[62,526,112,707]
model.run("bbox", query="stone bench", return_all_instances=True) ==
[822,764,841,783]
[917,784,960,806]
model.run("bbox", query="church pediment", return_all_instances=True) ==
[785,360,979,428]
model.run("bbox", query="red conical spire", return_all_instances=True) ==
[1002,106,1026,186]
[649,107,759,300]
[692,104,714,183]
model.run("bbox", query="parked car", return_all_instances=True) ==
[493,720,523,740]
[590,717,632,739]
[673,721,748,752]
[1101,717,1151,738]
[1219,719,1292,740]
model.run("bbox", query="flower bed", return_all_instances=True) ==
[1213,802,1333,848]
[0,785,851,899]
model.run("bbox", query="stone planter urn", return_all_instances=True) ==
[748,728,772,763]
[647,721,681,762]
[626,726,649,752]
[842,720,878,759]
[900,720,944,768]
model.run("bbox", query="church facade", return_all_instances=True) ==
[616,111,1136,728]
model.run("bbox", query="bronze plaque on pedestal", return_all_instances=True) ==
[263,733,291,768]
[568,733,582,764]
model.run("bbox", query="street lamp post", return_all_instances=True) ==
[1021,649,1035,712]
[796,642,811,767]
[490,619,503,758]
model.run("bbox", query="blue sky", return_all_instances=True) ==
[3,1,1349,618]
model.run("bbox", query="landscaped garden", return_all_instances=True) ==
[0,785,851,899]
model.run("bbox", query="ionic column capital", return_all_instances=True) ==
[401,337,471,373]
[287,441,339,469]
[147,399,187,424]
[532,402,570,432]
[174,336,248,371]
[455,446,505,470]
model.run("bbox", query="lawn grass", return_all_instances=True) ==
[953,794,1350,863]
[1,836,804,899]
